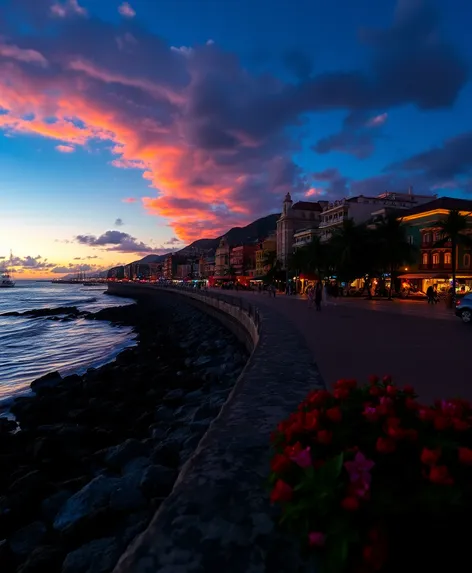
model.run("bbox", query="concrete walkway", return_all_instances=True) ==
[231,291,471,404]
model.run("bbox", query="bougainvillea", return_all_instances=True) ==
[269,376,472,572]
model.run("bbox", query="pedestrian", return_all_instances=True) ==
[315,281,323,311]
[426,285,434,304]
[307,285,314,309]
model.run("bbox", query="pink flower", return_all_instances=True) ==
[344,451,375,486]
[308,531,326,547]
[290,446,312,469]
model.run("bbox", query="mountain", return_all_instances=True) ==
[135,213,280,264]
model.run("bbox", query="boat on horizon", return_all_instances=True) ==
[1,251,15,288]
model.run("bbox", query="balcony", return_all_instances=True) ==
[419,263,452,271]
[421,240,452,249]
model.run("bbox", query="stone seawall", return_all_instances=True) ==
[108,284,325,573]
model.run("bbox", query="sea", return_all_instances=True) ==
[0,281,136,407]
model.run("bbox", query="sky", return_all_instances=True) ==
[0,0,471,278]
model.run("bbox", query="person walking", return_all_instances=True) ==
[426,285,434,304]
[307,285,314,309]
[315,281,323,311]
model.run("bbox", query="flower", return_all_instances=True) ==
[344,452,375,486]
[341,496,359,511]
[452,418,469,432]
[418,408,435,422]
[270,479,293,503]
[271,454,292,474]
[363,405,379,423]
[420,447,441,466]
[386,385,397,397]
[369,386,382,397]
[317,430,333,445]
[290,446,312,469]
[405,398,419,411]
[368,375,379,385]
[376,437,396,454]
[308,531,326,547]
[333,388,350,400]
[326,407,342,423]
[304,411,319,431]
[433,415,450,431]
[429,465,454,485]
[382,375,392,384]
[458,447,472,466]
[403,384,415,395]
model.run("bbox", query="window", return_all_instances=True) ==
[408,235,414,245]
[444,252,452,265]
[423,232,431,243]
[464,254,471,268]
[434,232,441,242]
[432,253,440,265]
[422,252,428,265]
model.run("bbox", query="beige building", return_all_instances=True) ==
[214,237,230,277]
[276,193,324,268]
[255,234,277,277]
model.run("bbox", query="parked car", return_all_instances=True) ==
[455,294,472,323]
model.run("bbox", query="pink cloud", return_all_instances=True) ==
[50,0,87,18]
[118,2,136,18]
[0,43,48,67]
[367,113,388,127]
[122,197,138,203]
[305,187,324,197]
[56,144,75,153]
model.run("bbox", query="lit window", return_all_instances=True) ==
[422,252,428,265]
[464,254,471,268]
[432,253,439,265]
[444,253,452,265]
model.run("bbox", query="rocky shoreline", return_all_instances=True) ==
[0,295,248,573]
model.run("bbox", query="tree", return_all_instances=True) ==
[374,214,416,299]
[434,210,472,301]
[330,219,372,288]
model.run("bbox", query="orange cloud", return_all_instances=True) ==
[56,144,75,153]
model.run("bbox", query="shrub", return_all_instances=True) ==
[269,376,472,572]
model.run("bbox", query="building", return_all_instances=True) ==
[176,263,191,279]
[293,228,318,250]
[163,254,179,280]
[214,237,230,277]
[230,244,257,276]
[399,197,472,294]
[276,193,324,268]
[318,190,436,242]
[255,234,277,277]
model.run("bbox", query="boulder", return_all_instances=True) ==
[18,545,65,573]
[139,465,177,498]
[41,491,71,524]
[53,476,119,533]
[109,486,146,512]
[150,440,180,469]
[62,537,120,573]
[103,440,148,469]
[162,388,185,404]
[31,372,62,393]
[9,521,47,557]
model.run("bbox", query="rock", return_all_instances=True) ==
[53,476,119,533]
[18,545,64,573]
[62,537,120,573]
[149,425,166,441]
[162,388,185,404]
[31,372,62,393]
[193,355,213,367]
[103,439,148,469]
[150,440,180,469]
[122,457,150,474]
[191,402,221,423]
[109,486,146,512]
[0,418,17,434]
[9,521,47,557]
[154,405,174,423]
[139,465,177,498]
[183,389,204,403]
[41,491,71,523]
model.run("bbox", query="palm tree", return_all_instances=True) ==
[330,219,371,289]
[374,214,416,299]
[434,210,472,302]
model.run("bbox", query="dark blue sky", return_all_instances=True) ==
[0,0,471,274]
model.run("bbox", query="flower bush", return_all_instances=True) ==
[269,376,472,573]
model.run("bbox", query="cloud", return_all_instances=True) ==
[118,2,136,18]
[76,230,154,253]
[114,218,124,226]
[305,187,325,197]
[8,255,55,270]
[0,42,48,67]
[164,237,182,245]
[122,197,138,203]
[50,263,102,273]
[50,0,87,18]
[0,0,467,240]
[313,111,388,159]
[56,144,75,153]
[312,168,350,197]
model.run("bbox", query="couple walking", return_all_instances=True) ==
[307,281,323,311]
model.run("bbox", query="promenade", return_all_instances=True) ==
[233,292,470,404]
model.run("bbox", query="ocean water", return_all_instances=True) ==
[0,281,136,405]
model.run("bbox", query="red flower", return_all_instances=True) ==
[376,437,396,454]
[333,388,350,400]
[271,454,292,474]
[452,418,469,432]
[403,384,415,395]
[363,405,379,423]
[433,415,450,431]
[429,465,454,485]
[341,496,359,511]
[418,408,435,422]
[386,385,397,397]
[420,447,441,466]
[369,386,382,397]
[317,430,333,445]
[382,375,392,384]
[270,479,293,503]
[368,375,379,385]
[405,398,419,411]
[304,411,319,431]
[335,378,357,390]
[458,447,472,466]
[326,407,342,423]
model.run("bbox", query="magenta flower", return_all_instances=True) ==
[308,531,326,547]
[344,451,375,485]
[290,446,312,469]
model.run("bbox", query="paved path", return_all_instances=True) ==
[232,291,471,404]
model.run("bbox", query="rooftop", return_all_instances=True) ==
[401,197,472,218]
[292,201,322,212]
